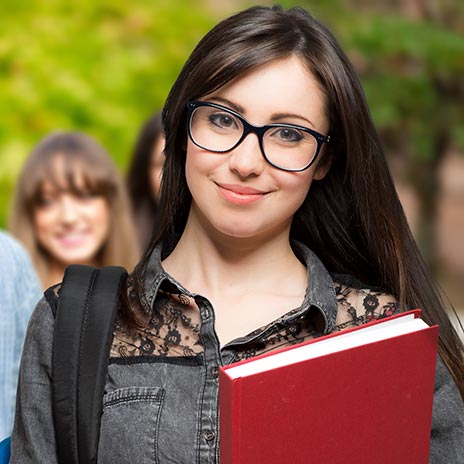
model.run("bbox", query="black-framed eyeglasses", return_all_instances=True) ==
[186,100,330,172]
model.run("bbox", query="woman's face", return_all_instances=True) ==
[33,160,110,267]
[150,133,165,201]
[184,55,329,241]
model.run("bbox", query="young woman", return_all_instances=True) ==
[126,110,165,251]
[11,6,463,463]
[9,131,140,288]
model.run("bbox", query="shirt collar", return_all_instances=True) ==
[141,239,338,334]
[291,241,338,334]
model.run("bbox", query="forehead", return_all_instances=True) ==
[38,155,90,193]
[204,56,328,131]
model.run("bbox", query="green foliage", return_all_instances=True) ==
[339,11,464,161]
[279,0,464,164]
[1,0,463,229]
[0,0,218,227]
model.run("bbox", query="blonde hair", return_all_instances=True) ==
[9,131,140,286]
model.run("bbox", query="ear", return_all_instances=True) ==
[313,161,330,181]
[312,148,334,181]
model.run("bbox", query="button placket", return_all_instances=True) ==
[211,366,219,379]
[195,297,221,461]
[203,430,216,442]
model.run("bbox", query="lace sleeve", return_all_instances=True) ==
[333,280,401,331]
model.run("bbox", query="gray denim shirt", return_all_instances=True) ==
[10,243,464,463]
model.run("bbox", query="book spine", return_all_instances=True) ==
[219,370,242,464]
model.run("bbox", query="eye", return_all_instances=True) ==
[208,112,239,130]
[76,189,96,200]
[273,127,305,143]
[36,193,57,209]
[36,197,55,208]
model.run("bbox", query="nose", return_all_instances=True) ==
[59,195,79,225]
[228,133,265,178]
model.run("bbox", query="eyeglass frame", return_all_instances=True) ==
[186,100,330,172]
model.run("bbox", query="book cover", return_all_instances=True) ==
[219,310,438,464]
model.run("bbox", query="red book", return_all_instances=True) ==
[219,310,438,464]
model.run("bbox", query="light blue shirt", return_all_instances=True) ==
[0,231,42,440]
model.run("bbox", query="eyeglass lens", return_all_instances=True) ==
[189,105,319,171]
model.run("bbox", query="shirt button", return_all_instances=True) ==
[203,430,215,442]
[211,366,219,379]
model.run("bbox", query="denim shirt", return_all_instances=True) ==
[0,231,42,441]
[11,242,464,463]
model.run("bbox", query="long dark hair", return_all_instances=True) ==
[126,111,163,250]
[133,5,464,396]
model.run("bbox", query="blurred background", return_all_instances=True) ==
[1,0,463,322]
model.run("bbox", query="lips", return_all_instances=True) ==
[55,231,90,247]
[215,182,268,205]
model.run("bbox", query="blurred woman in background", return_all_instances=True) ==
[9,131,140,289]
[126,110,165,251]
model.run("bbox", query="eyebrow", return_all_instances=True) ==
[208,96,244,114]
[270,112,315,128]
[206,96,315,128]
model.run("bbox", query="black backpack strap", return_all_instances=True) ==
[53,264,127,464]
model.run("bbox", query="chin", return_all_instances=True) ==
[56,250,98,266]
[215,223,268,240]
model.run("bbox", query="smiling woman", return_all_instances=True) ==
[8,131,140,288]
[9,5,464,464]
[179,56,329,250]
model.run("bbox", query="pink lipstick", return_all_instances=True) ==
[216,183,267,205]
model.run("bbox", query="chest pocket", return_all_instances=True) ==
[98,386,165,464]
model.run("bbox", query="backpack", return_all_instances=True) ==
[52,264,127,464]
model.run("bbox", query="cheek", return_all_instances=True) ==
[85,199,111,235]
[185,145,207,192]
[278,171,314,208]
[33,209,59,256]
[185,142,204,171]
[150,166,162,192]
[286,186,311,217]
[185,142,224,186]
[151,166,160,180]
[33,208,55,236]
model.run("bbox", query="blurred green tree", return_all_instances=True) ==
[339,0,464,271]
[280,0,464,270]
[0,0,219,227]
[1,0,463,277]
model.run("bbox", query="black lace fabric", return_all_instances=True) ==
[230,282,400,362]
[111,281,203,358]
[110,279,400,362]
[333,281,400,330]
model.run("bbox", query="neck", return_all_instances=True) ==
[44,256,99,289]
[43,261,67,289]
[162,213,306,300]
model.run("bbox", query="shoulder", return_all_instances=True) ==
[0,230,21,250]
[44,284,62,317]
[331,273,401,331]
[21,291,57,361]
[0,231,42,306]
[0,231,33,269]
[430,357,464,462]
